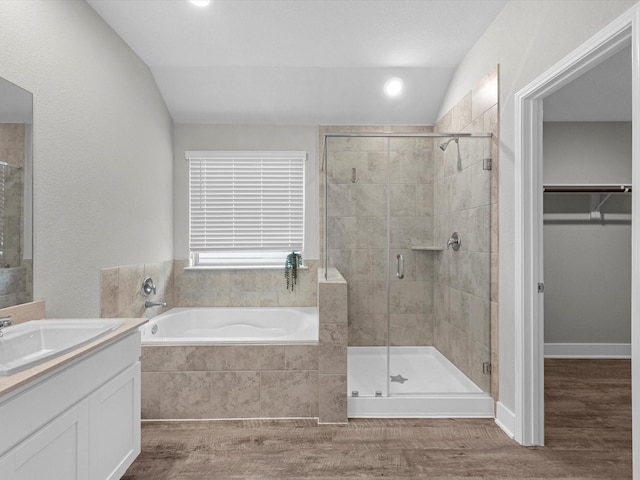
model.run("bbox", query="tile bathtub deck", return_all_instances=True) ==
[123,359,631,479]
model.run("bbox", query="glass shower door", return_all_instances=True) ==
[327,132,493,412]
[386,135,436,396]
[326,135,390,398]
[387,134,493,397]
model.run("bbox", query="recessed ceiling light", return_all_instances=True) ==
[190,0,211,6]
[384,77,404,97]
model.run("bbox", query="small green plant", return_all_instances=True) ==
[285,251,302,292]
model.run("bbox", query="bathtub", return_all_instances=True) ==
[140,306,320,419]
[140,306,318,345]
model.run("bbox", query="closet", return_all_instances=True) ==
[542,121,631,358]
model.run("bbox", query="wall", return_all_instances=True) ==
[100,260,174,319]
[543,122,631,348]
[173,124,319,261]
[0,1,174,317]
[171,124,320,308]
[437,0,638,416]
[100,258,319,317]
[174,259,318,308]
[543,122,632,183]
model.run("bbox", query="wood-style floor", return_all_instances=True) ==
[123,359,631,479]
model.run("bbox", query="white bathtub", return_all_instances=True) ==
[140,307,318,345]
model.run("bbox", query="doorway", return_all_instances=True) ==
[514,10,639,455]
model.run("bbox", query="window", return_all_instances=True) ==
[186,150,305,268]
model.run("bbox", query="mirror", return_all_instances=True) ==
[0,76,33,307]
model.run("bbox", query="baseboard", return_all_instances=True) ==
[544,343,631,359]
[494,402,515,439]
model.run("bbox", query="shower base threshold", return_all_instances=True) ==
[348,346,494,418]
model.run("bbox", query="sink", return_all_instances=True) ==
[0,319,124,376]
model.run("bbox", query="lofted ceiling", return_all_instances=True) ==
[0,77,32,124]
[86,0,508,125]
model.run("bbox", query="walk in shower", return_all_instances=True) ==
[323,131,493,417]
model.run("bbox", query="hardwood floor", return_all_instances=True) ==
[123,359,631,479]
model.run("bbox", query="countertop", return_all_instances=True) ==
[0,317,147,397]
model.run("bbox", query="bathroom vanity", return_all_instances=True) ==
[0,317,146,480]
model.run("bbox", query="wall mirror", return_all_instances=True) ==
[0,76,33,307]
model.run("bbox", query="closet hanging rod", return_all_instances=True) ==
[322,132,493,138]
[543,184,632,193]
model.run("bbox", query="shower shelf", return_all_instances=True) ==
[411,245,444,251]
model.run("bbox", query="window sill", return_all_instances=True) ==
[184,265,309,271]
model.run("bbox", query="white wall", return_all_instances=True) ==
[543,122,632,184]
[543,122,631,345]
[0,1,174,317]
[543,122,631,344]
[173,124,319,261]
[437,0,639,414]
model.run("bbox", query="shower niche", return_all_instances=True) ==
[323,131,493,417]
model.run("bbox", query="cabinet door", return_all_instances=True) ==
[90,362,141,480]
[0,400,90,480]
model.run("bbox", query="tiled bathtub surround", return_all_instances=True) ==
[100,259,174,318]
[174,259,319,308]
[141,344,318,419]
[139,268,346,422]
[101,259,319,319]
[0,124,30,307]
[318,268,347,423]
[102,258,332,421]
[434,67,499,395]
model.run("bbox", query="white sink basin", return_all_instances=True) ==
[0,319,124,376]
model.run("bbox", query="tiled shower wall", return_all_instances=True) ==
[323,126,435,346]
[320,67,498,398]
[434,67,499,396]
[0,124,30,307]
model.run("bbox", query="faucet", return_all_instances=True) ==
[144,301,167,309]
[0,316,12,337]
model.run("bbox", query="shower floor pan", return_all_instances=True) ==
[347,346,494,418]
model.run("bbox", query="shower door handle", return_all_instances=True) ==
[396,254,404,279]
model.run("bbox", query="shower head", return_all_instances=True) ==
[439,138,459,151]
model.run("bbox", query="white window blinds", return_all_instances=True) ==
[187,151,305,267]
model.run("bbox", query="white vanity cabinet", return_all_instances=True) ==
[0,330,141,480]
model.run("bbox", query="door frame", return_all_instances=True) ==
[513,4,640,455]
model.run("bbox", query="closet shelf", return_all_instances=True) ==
[411,245,444,251]
[543,183,632,193]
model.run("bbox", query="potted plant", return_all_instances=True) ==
[284,251,302,291]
